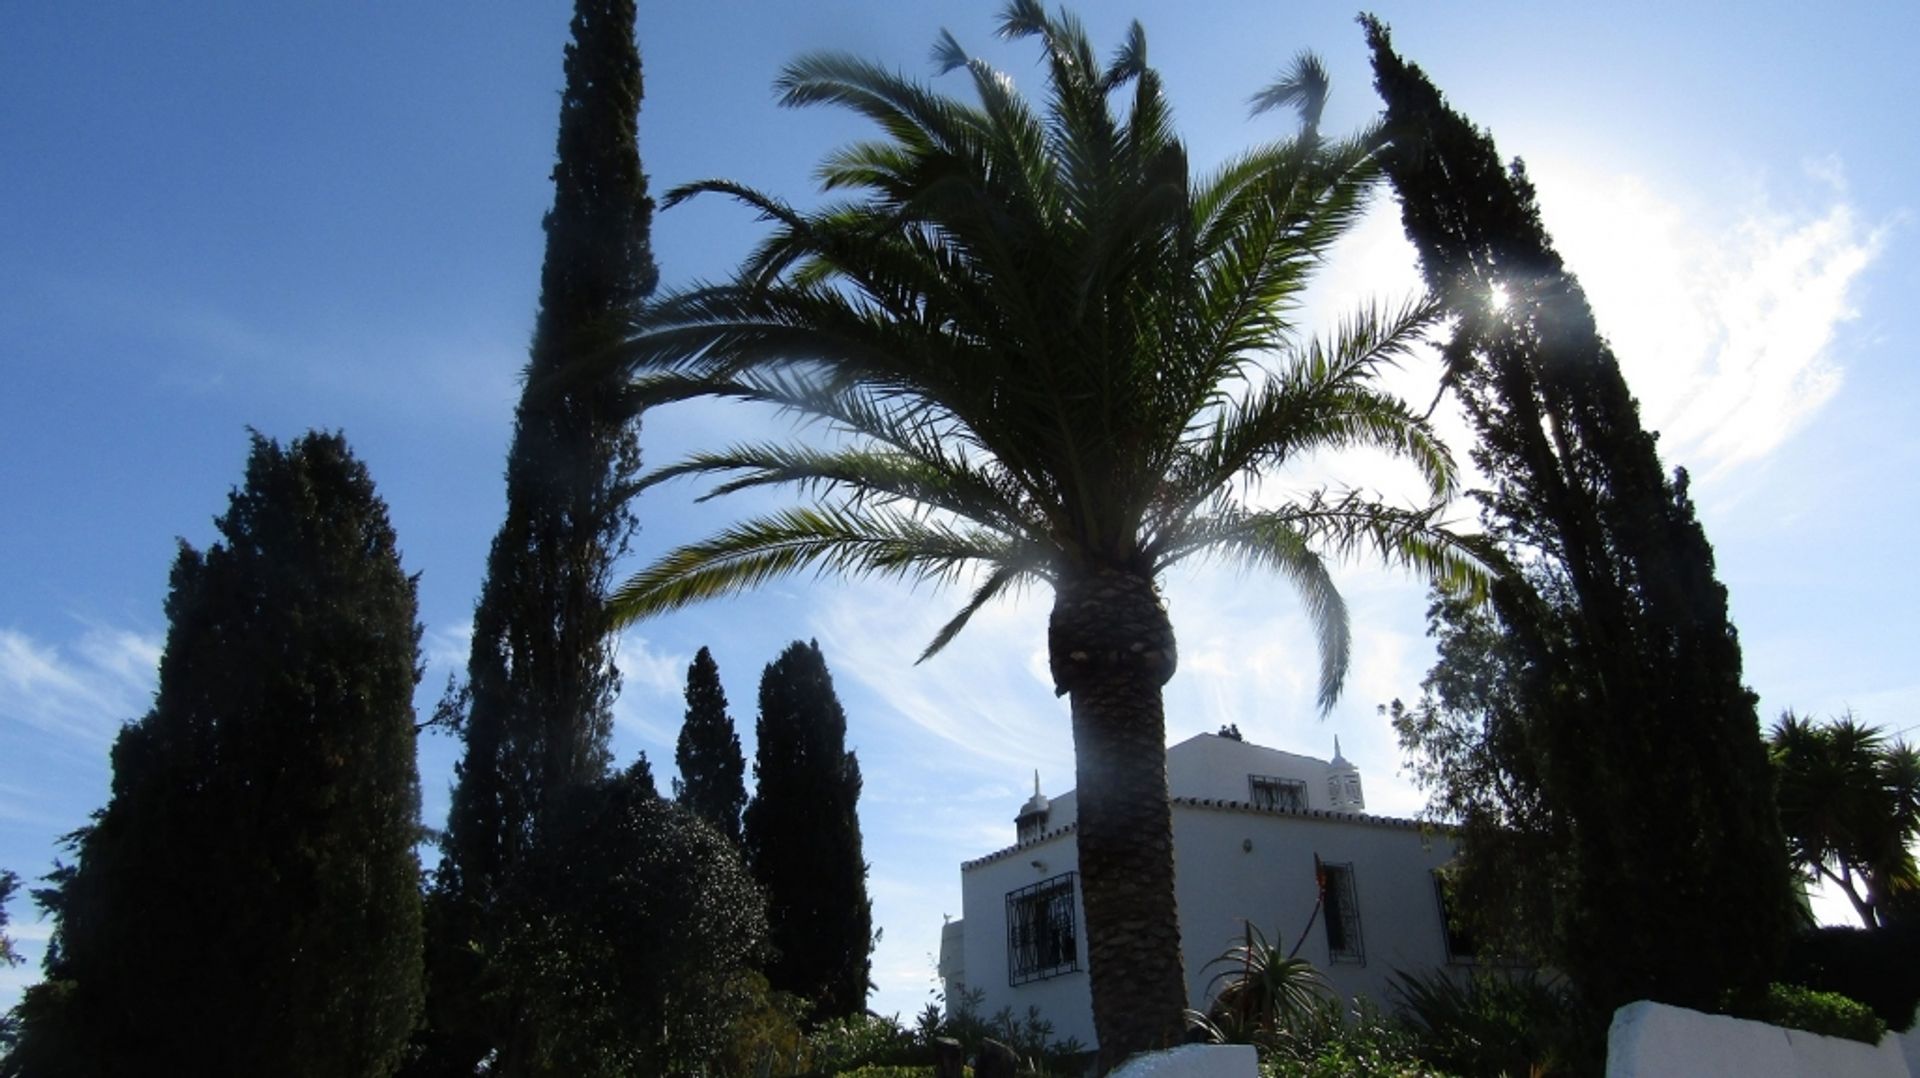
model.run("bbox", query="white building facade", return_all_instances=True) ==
[938,733,1471,1049]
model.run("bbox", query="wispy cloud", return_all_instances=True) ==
[812,579,1074,782]
[611,630,688,700]
[420,621,473,677]
[1301,160,1890,488]
[1531,158,1889,480]
[0,625,159,746]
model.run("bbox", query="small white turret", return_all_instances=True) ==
[1326,736,1365,812]
[1015,770,1051,842]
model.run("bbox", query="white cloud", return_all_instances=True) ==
[0,625,159,746]
[420,620,473,674]
[610,630,688,700]
[812,579,1074,782]
[1297,158,1889,490]
[1530,159,1888,480]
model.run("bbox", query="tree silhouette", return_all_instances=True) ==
[675,646,748,846]
[1368,16,1798,1011]
[425,0,658,1067]
[744,641,872,1022]
[5,432,423,1077]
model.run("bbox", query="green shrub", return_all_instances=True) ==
[1261,1041,1457,1078]
[930,988,1085,1076]
[1785,923,1920,1032]
[1390,969,1604,1077]
[1258,999,1455,1078]
[809,1012,919,1071]
[1744,983,1886,1045]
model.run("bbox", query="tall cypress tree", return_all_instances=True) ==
[743,640,872,1021]
[439,0,656,914]
[5,432,424,1078]
[423,1,656,1068]
[674,646,747,845]
[1365,18,1797,1012]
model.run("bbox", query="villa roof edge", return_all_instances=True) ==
[960,801,1454,869]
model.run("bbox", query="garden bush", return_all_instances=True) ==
[1391,969,1603,1077]
[1740,983,1886,1045]
[1783,922,1920,1032]
[1258,999,1457,1078]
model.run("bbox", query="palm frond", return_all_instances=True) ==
[607,7,1484,698]
[605,506,1028,624]
[1250,52,1331,139]
[919,562,1044,663]
[1157,495,1492,710]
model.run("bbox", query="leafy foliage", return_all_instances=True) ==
[491,774,769,1076]
[4,431,424,1078]
[0,871,19,971]
[675,645,749,845]
[1386,585,1565,963]
[1784,922,1920,1033]
[604,2,1484,1056]
[806,1012,923,1072]
[932,987,1087,1077]
[1737,983,1887,1046]
[745,640,873,1022]
[1770,712,1920,928]
[1258,999,1453,1078]
[1368,17,1798,1012]
[424,0,659,1067]
[1391,970,1604,1078]
[0,871,20,1051]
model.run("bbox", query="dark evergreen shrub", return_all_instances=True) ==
[1391,970,1603,1078]
[1743,983,1887,1045]
[1784,922,1920,1032]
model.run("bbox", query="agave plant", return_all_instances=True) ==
[1195,921,1333,1043]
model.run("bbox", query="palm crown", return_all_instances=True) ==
[610,3,1479,706]
[602,2,1485,1058]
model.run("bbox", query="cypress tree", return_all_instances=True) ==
[674,646,747,846]
[743,640,872,1021]
[425,0,657,1067]
[5,432,424,1077]
[439,0,656,911]
[1365,18,1798,1012]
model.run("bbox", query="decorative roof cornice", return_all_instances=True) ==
[960,801,1454,870]
[962,822,1078,871]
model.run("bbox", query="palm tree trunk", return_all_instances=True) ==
[1050,567,1187,1069]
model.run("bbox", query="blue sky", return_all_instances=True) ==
[3,2,1914,1020]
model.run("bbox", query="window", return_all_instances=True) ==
[1432,872,1479,962]
[1319,861,1364,964]
[1249,774,1307,812]
[1006,872,1079,985]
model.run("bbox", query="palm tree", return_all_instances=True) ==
[603,3,1484,1062]
[1771,712,1920,927]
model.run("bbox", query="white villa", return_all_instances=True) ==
[937,731,1472,1049]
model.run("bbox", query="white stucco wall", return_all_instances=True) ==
[957,827,1097,1045]
[1173,801,1458,1013]
[1604,1000,1911,1078]
[955,796,1460,1049]
[1165,733,1341,809]
[1022,734,1350,837]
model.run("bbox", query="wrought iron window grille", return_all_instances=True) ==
[1006,872,1079,985]
[1321,861,1365,965]
[1249,774,1308,812]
